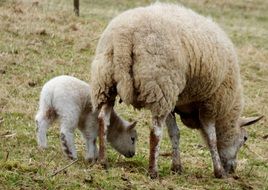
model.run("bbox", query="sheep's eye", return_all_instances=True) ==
[131,137,135,144]
[244,136,248,142]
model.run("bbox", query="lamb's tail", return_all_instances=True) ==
[91,35,134,110]
[35,88,56,148]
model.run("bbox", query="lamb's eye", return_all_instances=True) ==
[244,136,248,142]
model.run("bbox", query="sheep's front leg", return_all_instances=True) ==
[166,113,182,174]
[98,104,112,169]
[149,115,166,179]
[200,119,225,178]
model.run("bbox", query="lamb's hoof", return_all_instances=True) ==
[171,164,182,174]
[214,170,226,178]
[68,155,77,160]
[86,157,97,164]
[149,170,159,179]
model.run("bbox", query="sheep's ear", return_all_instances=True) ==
[127,121,137,130]
[239,116,264,127]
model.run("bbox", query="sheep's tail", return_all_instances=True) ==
[112,37,134,106]
[91,36,134,110]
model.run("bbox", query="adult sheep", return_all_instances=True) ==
[35,75,137,162]
[90,3,263,178]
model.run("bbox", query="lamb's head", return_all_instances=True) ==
[107,120,137,158]
[218,116,263,174]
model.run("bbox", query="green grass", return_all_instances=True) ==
[0,0,267,189]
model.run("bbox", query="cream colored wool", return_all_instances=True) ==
[90,3,264,178]
[91,2,241,126]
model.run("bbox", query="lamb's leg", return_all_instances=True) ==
[200,119,225,178]
[35,111,51,148]
[149,115,166,179]
[79,114,99,163]
[166,113,182,174]
[81,129,98,163]
[98,104,112,168]
[60,119,78,160]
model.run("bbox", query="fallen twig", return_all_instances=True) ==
[159,152,172,157]
[45,151,59,169]
[5,151,9,162]
[0,131,16,138]
[4,133,16,138]
[50,159,78,177]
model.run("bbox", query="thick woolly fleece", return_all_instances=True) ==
[91,3,243,147]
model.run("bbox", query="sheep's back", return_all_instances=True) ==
[92,3,240,115]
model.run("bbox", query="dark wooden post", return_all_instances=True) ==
[74,0,79,16]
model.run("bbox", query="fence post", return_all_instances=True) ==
[74,0,79,16]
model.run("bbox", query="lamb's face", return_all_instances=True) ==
[109,121,137,158]
[219,116,263,174]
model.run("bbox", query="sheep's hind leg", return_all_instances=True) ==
[98,104,112,169]
[149,115,167,179]
[60,119,78,160]
[166,112,182,174]
[200,119,226,178]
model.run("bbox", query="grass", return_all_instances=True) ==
[0,0,267,189]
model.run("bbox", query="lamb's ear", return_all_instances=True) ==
[127,121,137,130]
[239,116,264,127]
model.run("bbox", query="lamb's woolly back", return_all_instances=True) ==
[39,75,91,112]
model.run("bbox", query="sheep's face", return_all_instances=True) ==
[108,121,137,158]
[219,127,247,174]
[219,116,263,174]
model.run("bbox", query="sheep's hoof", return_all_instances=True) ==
[149,170,159,179]
[98,159,109,170]
[214,169,226,178]
[171,164,182,174]
[38,146,47,151]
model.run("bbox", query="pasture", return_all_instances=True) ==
[0,0,267,189]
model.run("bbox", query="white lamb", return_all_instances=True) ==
[35,75,137,162]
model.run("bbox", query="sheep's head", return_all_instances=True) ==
[218,116,263,174]
[107,121,137,158]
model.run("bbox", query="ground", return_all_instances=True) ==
[0,0,267,189]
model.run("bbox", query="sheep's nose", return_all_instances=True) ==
[126,151,135,158]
